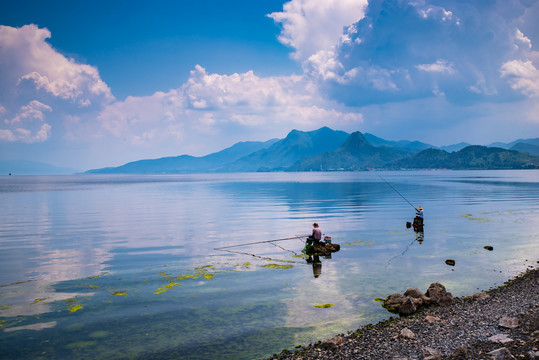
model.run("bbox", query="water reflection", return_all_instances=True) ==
[0,171,538,359]
[307,254,323,278]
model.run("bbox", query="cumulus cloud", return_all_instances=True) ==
[297,0,539,106]
[0,24,114,145]
[0,100,52,143]
[501,59,539,97]
[97,65,364,152]
[0,25,113,107]
[268,0,368,61]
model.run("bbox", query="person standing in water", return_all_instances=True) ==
[307,222,322,245]
[416,205,424,220]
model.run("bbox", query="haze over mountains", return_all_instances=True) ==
[2,127,538,174]
[86,127,539,173]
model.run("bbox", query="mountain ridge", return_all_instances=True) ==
[3,128,538,174]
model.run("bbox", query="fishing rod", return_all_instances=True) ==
[216,248,305,264]
[213,235,309,251]
[376,172,418,211]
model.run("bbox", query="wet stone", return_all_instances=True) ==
[499,317,520,329]
[487,347,516,359]
[488,334,514,344]
[400,328,415,339]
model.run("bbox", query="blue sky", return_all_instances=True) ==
[1,0,538,170]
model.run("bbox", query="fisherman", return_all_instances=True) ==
[306,222,322,245]
[416,205,424,219]
[413,205,424,231]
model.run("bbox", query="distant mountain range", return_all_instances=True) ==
[3,128,538,175]
[0,160,79,175]
[86,127,539,173]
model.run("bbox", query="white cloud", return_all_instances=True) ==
[416,59,456,74]
[515,29,532,50]
[413,2,460,25]
[0,25,113,107]
[500,59,539,97]
[0,100,52,143]
[268,0,368,60]
[96,65,364,149]
[0,24,114,145]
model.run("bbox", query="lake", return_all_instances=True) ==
[1,170,538,359]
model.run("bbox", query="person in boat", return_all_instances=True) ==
[307,222,322,245]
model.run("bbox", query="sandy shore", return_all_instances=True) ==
[269,267,538,360]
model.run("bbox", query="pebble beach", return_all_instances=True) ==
[269,267,539,360]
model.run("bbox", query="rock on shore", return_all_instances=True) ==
[269,268,539,360]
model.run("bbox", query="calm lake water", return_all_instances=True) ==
[1,170,538,359]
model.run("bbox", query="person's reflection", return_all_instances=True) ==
[416,231,424,244]
[307,254,322,278]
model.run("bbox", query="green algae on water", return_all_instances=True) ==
[87,272,108,279]
[111,291,127,296]
[32,298,48,304]
[153,282,180,295]
[67,304,83,313]
[313,303,335,308]
[261,263,294,270]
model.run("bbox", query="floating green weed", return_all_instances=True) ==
[313,303,335,308]
[32,298,47,304]
[87,272,108,279]
[153,282,180,295]
[0,320,5,327]
[111,291,127,296]
[0,280,33,288]
[261,263,294,270]
[84,284,100,289]
[67,304,83,313]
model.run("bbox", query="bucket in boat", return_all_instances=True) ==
[324,236,332,244]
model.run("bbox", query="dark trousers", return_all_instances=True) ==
[307,236,321,245]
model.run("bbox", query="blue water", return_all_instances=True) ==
[0,171,538,359]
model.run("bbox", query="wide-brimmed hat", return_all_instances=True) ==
[313,223,319,227]
[418,206,423,210]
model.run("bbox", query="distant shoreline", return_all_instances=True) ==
[269,267,539,359]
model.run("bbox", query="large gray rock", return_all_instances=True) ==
[426,283,454,306]
[399,296,417,315]
[383,294,406,311]
[403,288,423,298]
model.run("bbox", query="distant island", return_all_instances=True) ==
[86,127,539,173]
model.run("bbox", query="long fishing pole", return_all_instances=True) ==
[213,235,309,250]
[216,248,304,264]
[376,172,418,211]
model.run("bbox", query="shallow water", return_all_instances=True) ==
[0,170,538,359]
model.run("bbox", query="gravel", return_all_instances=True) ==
[268,268,539,360]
